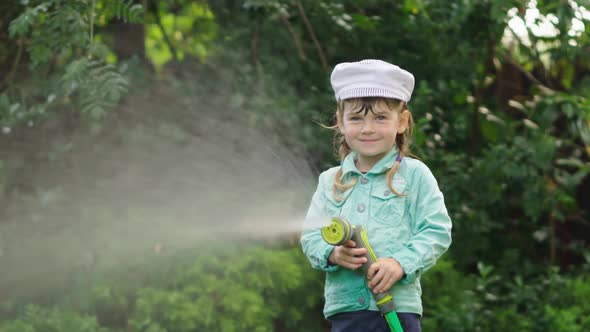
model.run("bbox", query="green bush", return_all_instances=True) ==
[0,305,112,332]
[421,260,590,332]
[544,275,590,331]
[421,259,478,331]
[1,250,590,332]
[128,245,325,332]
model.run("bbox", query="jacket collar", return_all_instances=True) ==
[341,146,400,176]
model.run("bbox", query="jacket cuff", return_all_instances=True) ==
[391,252,422,284]
[320,244,339,272]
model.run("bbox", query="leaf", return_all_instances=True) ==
[477,262,494,278]
[8,4,48,38]
[107,0,145,23]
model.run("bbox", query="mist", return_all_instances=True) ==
[0,71,320,300]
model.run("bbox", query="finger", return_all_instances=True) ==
[372,265,387,290]
[342,247,367,259]
[369,267,385,289]
[374,272,394,293]
[344,240,356,247]
[342,255,367,265]
[342,245,366,255]
[375,276,394,294]
[340,259,363,270]
[347,248,367,257]
[366,263,379,281]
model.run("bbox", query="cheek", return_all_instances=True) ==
[388,123,401,135]
[342,130,354,142]
[341,129,357,145]
[340,123,355,135]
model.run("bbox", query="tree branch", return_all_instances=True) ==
[549,215,556,264]
[89,0,96,56]
[504,55,555,95]
[505,23,555,92]
[251,19,259,65]
[295,0,328,71]
[279,13,306,61]
[151,0,178,61]
[0,38,24,91]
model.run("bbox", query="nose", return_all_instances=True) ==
[361,119,375,133]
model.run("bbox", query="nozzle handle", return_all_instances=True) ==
[320,218,399,318]
[350,226,396,314]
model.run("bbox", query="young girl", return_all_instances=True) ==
[300,59,452,332]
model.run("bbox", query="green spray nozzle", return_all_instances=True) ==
[321,217,404,332]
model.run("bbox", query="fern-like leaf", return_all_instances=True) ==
[8,3,49,38]
[26,5,89,67]
[61,58,92,93]
[110,0,144,23]
[59,58,129,119]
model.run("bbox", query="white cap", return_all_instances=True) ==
[330,59,415,102]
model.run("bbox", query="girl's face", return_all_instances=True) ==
[339,100,409,171]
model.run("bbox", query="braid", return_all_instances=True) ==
[337,135,351,161]
[386,159,405,197]
[386,106,414,196]
[333,167,358,201]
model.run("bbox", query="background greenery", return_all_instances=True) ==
[1,0,589,331]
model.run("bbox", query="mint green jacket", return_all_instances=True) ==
[300,148,452,318]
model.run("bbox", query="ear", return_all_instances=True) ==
[397,110,410,134]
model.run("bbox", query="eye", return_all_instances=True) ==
[376,115,387,121]
[349,116,362,121]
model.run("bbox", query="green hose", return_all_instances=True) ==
[384,312,404,332]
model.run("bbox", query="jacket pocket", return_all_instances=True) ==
[369,180,407,224]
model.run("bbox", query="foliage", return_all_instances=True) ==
[128,246,324,332]
[1,251,590,331]
[101,0,144,24]
[421,260,590,332]
[1,0,143,129]
[0,305,111,332]
[544,275,590,331]
[60,58,129,118]
[145,2,217,68]
[0,246,326,331]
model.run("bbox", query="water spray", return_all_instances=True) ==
[321,217,404,332]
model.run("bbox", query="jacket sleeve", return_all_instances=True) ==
[392,162,452,284]
[300,172,339,272]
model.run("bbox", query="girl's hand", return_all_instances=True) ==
[366,258,405,294]
[328,240,368,270]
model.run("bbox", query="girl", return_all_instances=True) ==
[300,59,452,332]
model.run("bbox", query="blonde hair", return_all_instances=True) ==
[328,97,414,201]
